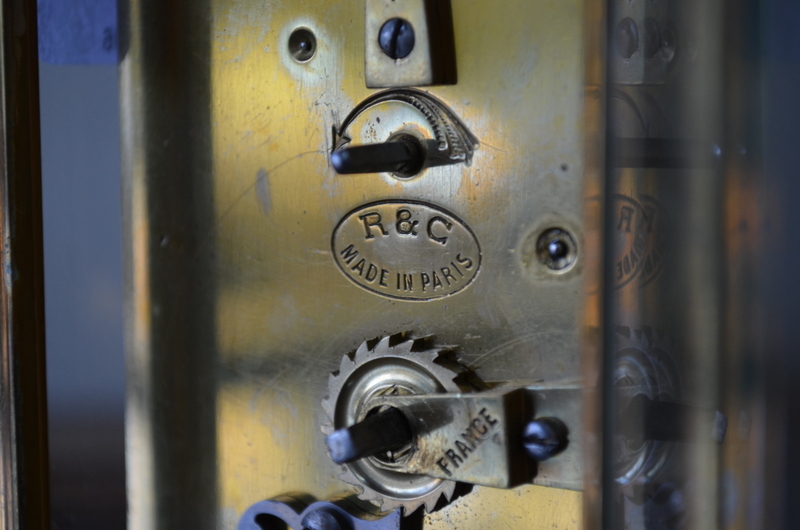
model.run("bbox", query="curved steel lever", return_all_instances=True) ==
[330,136,425,176]
[326,407,413,464]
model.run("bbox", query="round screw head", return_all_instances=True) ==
[301,509,345,530]
[615,17,639,59]
[536,228,578,271]
[660,24,678,62]
[644,18,661,58]
[379,18,415,60]
[644,482,687,529]
[288,27,317,63]
[524,417,568,461]
[547,239,568,261]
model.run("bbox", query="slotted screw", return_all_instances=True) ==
[379,18,415,60]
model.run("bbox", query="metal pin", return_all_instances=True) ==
[614,138,721,168]
[326,407,413,465]
[330,137,424,176]
[625,394,728,444]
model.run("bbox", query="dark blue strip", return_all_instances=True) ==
[38,0,117,64]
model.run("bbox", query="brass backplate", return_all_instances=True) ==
[123,0,588,528]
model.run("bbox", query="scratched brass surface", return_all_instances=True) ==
[122,0,588,528]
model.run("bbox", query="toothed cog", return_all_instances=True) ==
[322,335,469,515]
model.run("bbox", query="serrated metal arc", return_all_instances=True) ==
[386,336,409,350]
[614,326,681,498]
[321,335,463,515]
[354,341,371,359]
[321,396,333,418]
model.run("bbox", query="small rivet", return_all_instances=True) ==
[536,228,577,272]
[288,27,317,63]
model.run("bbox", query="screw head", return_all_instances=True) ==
[379,18,415,60]
[523,418,568,461]
[288,27,317,63]
[536,228,577,271]
[615,18,639,59]
[301,509,345,530]
[644,482,687,529]
[660,24,678,62]
[547,239,568,261]
[644,18,661,59]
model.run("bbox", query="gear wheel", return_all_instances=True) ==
[613,326,681,498]
[322,334,471,515]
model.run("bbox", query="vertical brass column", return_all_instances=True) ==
[121,1,218,528]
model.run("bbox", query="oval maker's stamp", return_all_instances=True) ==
[612,193,667,289]
[332,200,481,301]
